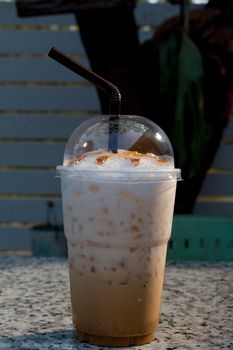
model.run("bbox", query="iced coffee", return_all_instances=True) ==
[57,115,181,346]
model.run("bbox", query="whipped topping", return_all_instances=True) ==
[64,150,174,171]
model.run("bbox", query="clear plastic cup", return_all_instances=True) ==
[57,115,181,347]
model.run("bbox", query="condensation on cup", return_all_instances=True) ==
[57,114,181,347]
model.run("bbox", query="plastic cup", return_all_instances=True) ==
[57,115,181,347]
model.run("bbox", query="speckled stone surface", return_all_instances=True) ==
[0,257,232,350]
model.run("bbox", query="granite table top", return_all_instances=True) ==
[0,257,232,350]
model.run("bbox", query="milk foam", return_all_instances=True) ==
[64,150,174,171]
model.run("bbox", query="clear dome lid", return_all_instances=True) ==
[63,115,176,167]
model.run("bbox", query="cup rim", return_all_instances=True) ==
[56,165,182,182]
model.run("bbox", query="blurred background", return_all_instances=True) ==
[0,0,232,259]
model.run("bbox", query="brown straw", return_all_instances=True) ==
[48,47,121,153]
